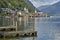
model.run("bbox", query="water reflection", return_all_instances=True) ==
[35,17,60,40]
[0,37,36,40]
[0,17,60,40]
[17,17,35,31]
[0,16,36,40]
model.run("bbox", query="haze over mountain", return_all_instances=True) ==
[0,0,60,15]
[37,1,60,15]
[29,0,60,15]
[29,0,60,8]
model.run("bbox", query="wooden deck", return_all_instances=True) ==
[0,31,37,38]
[0,26,16,29]
[0,26,16,31]
[0,26,37,38]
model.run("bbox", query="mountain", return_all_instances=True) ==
[24,0,35,9]
[25,0,40,12]
[38,5,50,10]
[24,0,35,13]
[0,0,35,13]
[37,1,60,15]
[29,0,60,8]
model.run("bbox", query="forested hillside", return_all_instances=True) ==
[0,0,35,13]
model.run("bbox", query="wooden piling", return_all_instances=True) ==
[0,31,37,38]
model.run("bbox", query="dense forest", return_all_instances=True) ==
[0,0,35,13]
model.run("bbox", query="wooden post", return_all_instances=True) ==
[16,21,17,32]
[16,15,18,32]
[13,17,14,26]
[3,17,4,26]
[12,13,15,27]
[4,32,5,39]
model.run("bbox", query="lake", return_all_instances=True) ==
[0,16,60,40]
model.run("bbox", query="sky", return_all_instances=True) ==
[29,0,60,8]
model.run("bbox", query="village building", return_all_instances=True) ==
[17,7,29,17]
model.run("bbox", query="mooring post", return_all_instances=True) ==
[3,16,4,26]
[16,20,17,32]
[4,32,5,39]
[13,17,14,26]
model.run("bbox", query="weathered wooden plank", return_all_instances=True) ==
[0,31,37,38]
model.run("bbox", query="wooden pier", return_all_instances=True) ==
[0,27,16,31]
[0,22,37,38]
[0,26,16,29]
[0,15,37,38]
[0,31,37,38]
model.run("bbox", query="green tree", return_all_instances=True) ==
[0,0,35,13]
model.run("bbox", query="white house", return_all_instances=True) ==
[35,9,37,13]
[17,11,22,15]
[24,7,29,13]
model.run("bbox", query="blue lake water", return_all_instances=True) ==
[0,17,60,40]
[25,17,60,40]
[35,17,60,40]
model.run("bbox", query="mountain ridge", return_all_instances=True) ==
[37,1,60,15]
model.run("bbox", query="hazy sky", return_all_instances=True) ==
[29,0,60,8]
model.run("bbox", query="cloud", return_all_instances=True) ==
[29,0,60,8]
